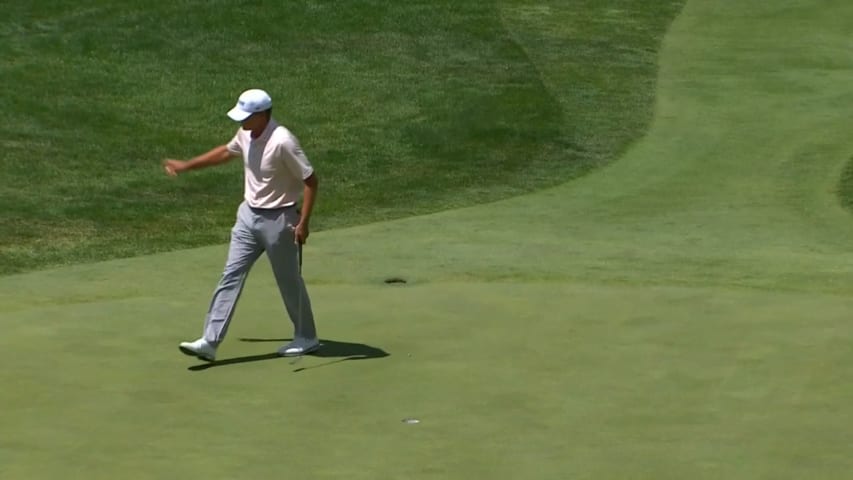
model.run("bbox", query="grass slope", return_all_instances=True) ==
[0,0,678,275]
[3,0,853,479]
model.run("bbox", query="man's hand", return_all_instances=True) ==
[163,159,187,177]
[293,222,310,245]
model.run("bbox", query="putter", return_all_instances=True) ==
[289,239,304,365]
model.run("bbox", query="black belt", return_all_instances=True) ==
[249,203,297,212]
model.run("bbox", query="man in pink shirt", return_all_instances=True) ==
[164,88,320,361]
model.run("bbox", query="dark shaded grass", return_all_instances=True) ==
[838,156,853,212]
[0,1,683,274]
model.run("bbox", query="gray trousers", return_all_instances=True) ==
[202,201,316,345]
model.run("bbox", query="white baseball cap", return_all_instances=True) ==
[226,89,272,122]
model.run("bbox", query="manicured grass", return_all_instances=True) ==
[0,0,679,275]
[4,272,853,479]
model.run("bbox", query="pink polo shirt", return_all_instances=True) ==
[226,119,314,209]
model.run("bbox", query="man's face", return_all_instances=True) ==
[241,112,267,131]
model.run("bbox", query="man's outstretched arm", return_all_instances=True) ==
[163,145,234,176]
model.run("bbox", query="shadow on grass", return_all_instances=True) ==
[838,155,853,212]
[187,338,390,372]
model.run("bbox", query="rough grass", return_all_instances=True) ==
[0,0,682,275]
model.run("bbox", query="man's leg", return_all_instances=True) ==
[260,207,318,343]
[202,203,264,344]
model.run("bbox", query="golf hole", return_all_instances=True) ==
[384,277,407,285]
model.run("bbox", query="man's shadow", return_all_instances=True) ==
[188,338,389,372]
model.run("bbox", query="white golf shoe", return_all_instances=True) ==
[179,338,217,362]
[277,338,320,357]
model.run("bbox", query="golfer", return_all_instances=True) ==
[163,88,320,361]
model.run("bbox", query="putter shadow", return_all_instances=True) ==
[188,338,389,371]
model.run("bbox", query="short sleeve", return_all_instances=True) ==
[226,130,243,156]
[280,135,314,180]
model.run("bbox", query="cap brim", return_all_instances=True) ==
[227,105,253,122]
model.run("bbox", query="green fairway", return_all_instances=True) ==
[3,0,853,479]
